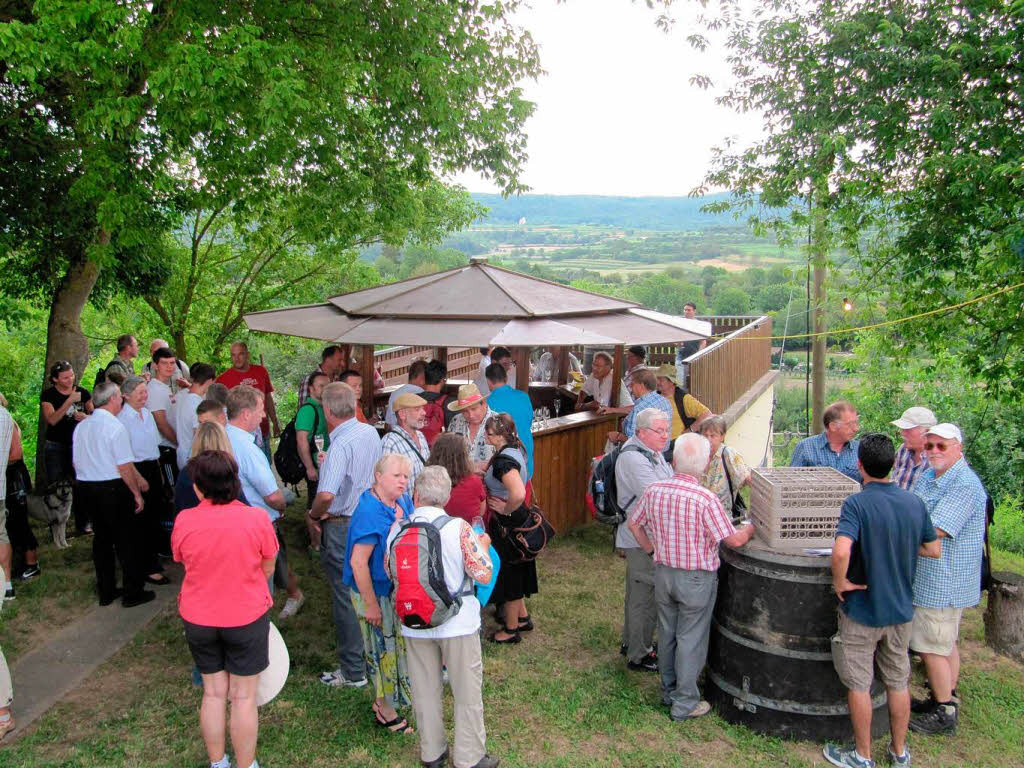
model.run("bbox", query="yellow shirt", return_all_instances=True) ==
[668,393,711,439]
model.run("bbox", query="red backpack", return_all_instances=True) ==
[388,515,473,629]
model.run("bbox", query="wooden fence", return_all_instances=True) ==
[687,316,773,414]
[374,346,481,387]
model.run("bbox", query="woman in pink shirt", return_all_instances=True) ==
[427,433,486,525]
[172,451,278,768]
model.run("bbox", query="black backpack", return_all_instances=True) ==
[587,444,654,525]
[274,404,319,484]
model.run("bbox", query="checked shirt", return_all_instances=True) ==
[629,472,736,571]
[912,458,987,609]
[622,391,672,438]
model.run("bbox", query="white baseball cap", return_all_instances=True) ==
[925,423,963,443]
[891,406,938,430]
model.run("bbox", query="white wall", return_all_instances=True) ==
[725,384,775,469]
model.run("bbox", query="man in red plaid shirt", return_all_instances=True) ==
[628,432,755,720]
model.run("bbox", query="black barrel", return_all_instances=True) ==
[706,540,889,741]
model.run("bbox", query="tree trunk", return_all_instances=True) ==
[809,194,828,436]
[172,329,188,364]
[35,247,103,486]
[984,571,1024,662]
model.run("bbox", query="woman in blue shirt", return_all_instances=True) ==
[344,453,415,734]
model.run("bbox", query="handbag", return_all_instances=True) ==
[491,501,556,564]
[723,447,748,518]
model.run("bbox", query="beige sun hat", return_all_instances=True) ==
[447,382,491,412]
[256,621,290,706]
[652,364,680,385]
[393,392,428,412]
[891,406,938,430]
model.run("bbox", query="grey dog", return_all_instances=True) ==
[26,479,73,549]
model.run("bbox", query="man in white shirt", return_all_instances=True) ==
[381,392,430,488]
[225,385,304,620]
[475,346,517,394]
[575,351,633,412]
[0,400,15,601]
[143,339,191,390]
[174,363,216,469]
[385,359,427,428]
[148,348,180,493]
[387,466,498,768]
[72,381,152,608]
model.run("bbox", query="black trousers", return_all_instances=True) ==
[78,478,144,602]
[4,460,39,553]
[156,446,179,554]
[135,459,168,573]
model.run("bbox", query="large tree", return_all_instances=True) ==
[0,0,540,378]
[696,0,1024,402]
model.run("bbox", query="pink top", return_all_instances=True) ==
[629,473,736,571]
[172,499,279,627]
[444,474,487,524]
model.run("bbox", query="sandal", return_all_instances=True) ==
[373,703,414,734]
[517,615,534,632]
[489,626,522,644]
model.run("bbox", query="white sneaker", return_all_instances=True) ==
[319,668,367,688]
[279,592,305,619]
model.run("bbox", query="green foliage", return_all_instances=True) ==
[991,494,1024,556]
[710,283,752,315]
[696,0,1024,403]
[845,332,1024,507]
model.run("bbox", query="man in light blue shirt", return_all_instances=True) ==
[790,401,861,483]
[226,385,305,619]
[908,423,986,737]
[484,362,534,477]
[310,381,382,688]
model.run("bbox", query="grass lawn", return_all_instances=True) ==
[3,513,1023,767]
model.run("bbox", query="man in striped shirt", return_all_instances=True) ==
[628,433,754,721]
[381,392,430,488]
[310,381,382,688]
[890,406,937,491]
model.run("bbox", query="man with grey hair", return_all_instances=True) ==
[73,381,152,607]
[311,381,382,688]
[891,406,938,491]
[615,407,674,672]
[628,433,754,720]
[381,391,430,487]
[389,465,499,768]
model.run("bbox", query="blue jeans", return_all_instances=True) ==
[321,517,366,680]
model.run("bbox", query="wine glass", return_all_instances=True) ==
[553,398,561,419]
[314,434,325,453]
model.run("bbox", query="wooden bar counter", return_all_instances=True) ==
[530,411,618,533]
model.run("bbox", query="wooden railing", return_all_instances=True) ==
[373,345,482,387]
[687,315,773,415]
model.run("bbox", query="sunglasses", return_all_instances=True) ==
[924,441,953,451]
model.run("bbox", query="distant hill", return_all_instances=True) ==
[470,192,737,231]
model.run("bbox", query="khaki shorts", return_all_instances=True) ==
[831,610,912,692]
[909,606,963,656]
[0,498,9,547]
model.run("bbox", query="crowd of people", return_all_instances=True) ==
[0,335,993,768]
[786,402,987,767]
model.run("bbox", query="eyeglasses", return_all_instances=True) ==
[641,426,670,436]
[925,441,953,451]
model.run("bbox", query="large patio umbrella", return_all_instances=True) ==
[244,256,711,412]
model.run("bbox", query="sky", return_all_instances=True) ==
[451,0,764,198]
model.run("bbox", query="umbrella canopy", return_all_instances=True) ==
[243,258,711,346]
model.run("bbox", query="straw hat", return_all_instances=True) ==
[393,391,428,412]
[652,364,680,385]
[257,621,290,706]
[447,382,491,412]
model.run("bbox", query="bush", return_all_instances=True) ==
[992,494,1024,556]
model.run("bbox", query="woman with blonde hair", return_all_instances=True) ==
[344,453,415,734]
[174,422,247,512]
[699,415,751,517]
